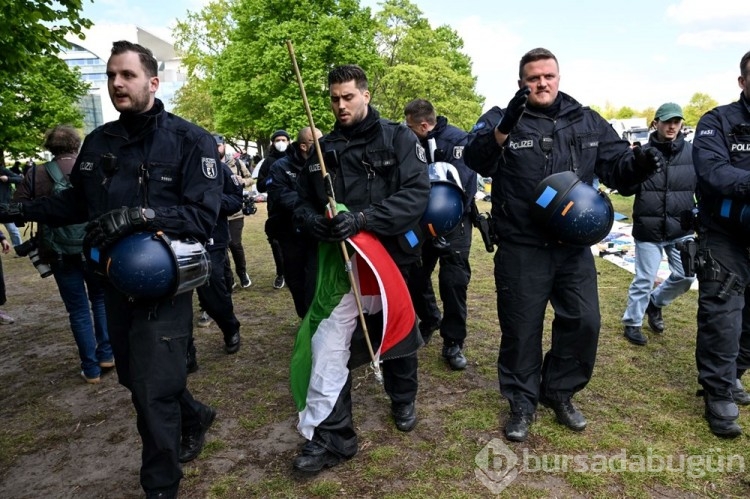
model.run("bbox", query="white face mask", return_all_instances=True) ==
[274,140,288,152]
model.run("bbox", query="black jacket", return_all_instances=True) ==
[23,99,223,243]
[0,166,22,204]
[619,132,696,242]
[693,92,750,243]
[266,142,306,239]
[295,106,430,264]
[465,91,649,247]
[257,146,287,193]
[207,162,243,249]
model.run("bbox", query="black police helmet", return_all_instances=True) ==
[530,171,614,247]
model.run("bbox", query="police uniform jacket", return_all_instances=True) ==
[464,91,647,247]
[207,162,243,250]
[23,99,223,243]
[426,116,477,214]
[296,106,430,265]
[618,132,696,242]
[266,142,305,239]
[693,92,750,244]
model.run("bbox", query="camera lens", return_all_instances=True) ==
[28,248,53,278]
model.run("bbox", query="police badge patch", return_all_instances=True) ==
[453,146,464,159]
[202,157,218,179]
[416,143,427,163]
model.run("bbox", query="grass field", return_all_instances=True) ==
[0,194,748,498]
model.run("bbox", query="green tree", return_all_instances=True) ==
[0,0,92,75]
[0,0,91,160]
[174,0,381,153]
[371,0,483,129]
[0,56,88,160]
[682,92,719,127]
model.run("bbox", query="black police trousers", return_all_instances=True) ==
[278,234,316,318]
[105,287,208,492]
[313,354,418,459]
[197,247,240,343]
[494,241,600,414]
[696,230,750,399]
[412,215,472,347]
[311,260,421,458]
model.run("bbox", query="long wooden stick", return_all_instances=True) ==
[285,40,381,380]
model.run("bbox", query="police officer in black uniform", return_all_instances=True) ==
[292,64,429,472]
[0,41,222,498]
[194,136,243,354]
[690,50,750,438]
[404,99,477,370]
[464,47,663,442]
[266,126,322,318]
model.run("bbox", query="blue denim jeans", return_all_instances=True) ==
[53,255,111,378]
[622,236,696,326]
[3,223,22,247]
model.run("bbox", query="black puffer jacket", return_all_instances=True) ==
[619,133,696,242]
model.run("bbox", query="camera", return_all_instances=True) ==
[14,237,53,278]
[242,192,257,216]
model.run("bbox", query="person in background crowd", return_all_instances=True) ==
[257,129,291,289]
[0,229,13,324]
[266,126,322,318]
[620,103,697,346]
[14,125,113,384]
[0,163,23,247]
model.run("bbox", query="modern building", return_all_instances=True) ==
[63,24,185,134]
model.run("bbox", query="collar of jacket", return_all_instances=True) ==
[649,130,685,158]
[331,105,381,141]
[106,99,165,140]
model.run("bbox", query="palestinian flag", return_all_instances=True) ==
[290,225,418,440]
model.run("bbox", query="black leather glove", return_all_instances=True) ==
[0,202,25,224]
[330,211,366,241]
[496,86,531,134]
[305,213,336,242]
[84,206,149,249]
[633,146,664,176]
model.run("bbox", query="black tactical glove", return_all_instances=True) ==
[305,213,336,242]
[330,211,366,241]
[633,146,664,176]
[496,86,531,134]
[0,202,25,224]
[84,206,150,249]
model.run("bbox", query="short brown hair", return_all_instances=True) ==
[328,65,368,92]
[519,47,558,79]
[111,40,158,77]
[403,99,437,125]
[43,125,81,156]
[741,50,750,78]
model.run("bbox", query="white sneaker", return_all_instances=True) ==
[197,311,212,327]
[0,310,15,325]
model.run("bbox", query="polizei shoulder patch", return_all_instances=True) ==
[202,157,218,179]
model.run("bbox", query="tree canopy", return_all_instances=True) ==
[172,0,484,151]
[0,0,91,160]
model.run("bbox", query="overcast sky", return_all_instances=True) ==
[81,0,749,112]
